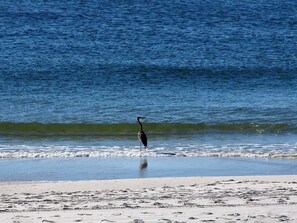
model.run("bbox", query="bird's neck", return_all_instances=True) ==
[138,119,143,130]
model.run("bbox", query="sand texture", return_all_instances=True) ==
[1,175,297,222]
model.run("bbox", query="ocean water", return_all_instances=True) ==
[1,0,297,164]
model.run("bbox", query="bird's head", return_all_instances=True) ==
[137,116,146,120]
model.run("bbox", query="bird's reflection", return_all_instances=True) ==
[139,157,148,170]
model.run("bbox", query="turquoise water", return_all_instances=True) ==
[0,0,297,180]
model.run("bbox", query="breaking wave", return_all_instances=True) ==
[1,143,297,159]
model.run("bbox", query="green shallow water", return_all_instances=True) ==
[1,122,296,138]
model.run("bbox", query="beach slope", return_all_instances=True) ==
[1,175,297,222]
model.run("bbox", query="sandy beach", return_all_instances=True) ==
[1,175,297,222]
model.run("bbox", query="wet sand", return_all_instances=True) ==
[2,157,297,181]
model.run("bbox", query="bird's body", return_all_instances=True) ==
[137,117,147,149]
[138,130,147,147]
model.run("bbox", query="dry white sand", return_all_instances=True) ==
[1,175,297,222]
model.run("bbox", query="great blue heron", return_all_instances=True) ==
[137,116,147,149]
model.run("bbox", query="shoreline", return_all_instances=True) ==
[1,175,297,222]
[1,175,297,192]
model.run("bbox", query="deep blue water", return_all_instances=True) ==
[0,0,297,162]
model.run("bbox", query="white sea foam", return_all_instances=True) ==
[1,143,297,159]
